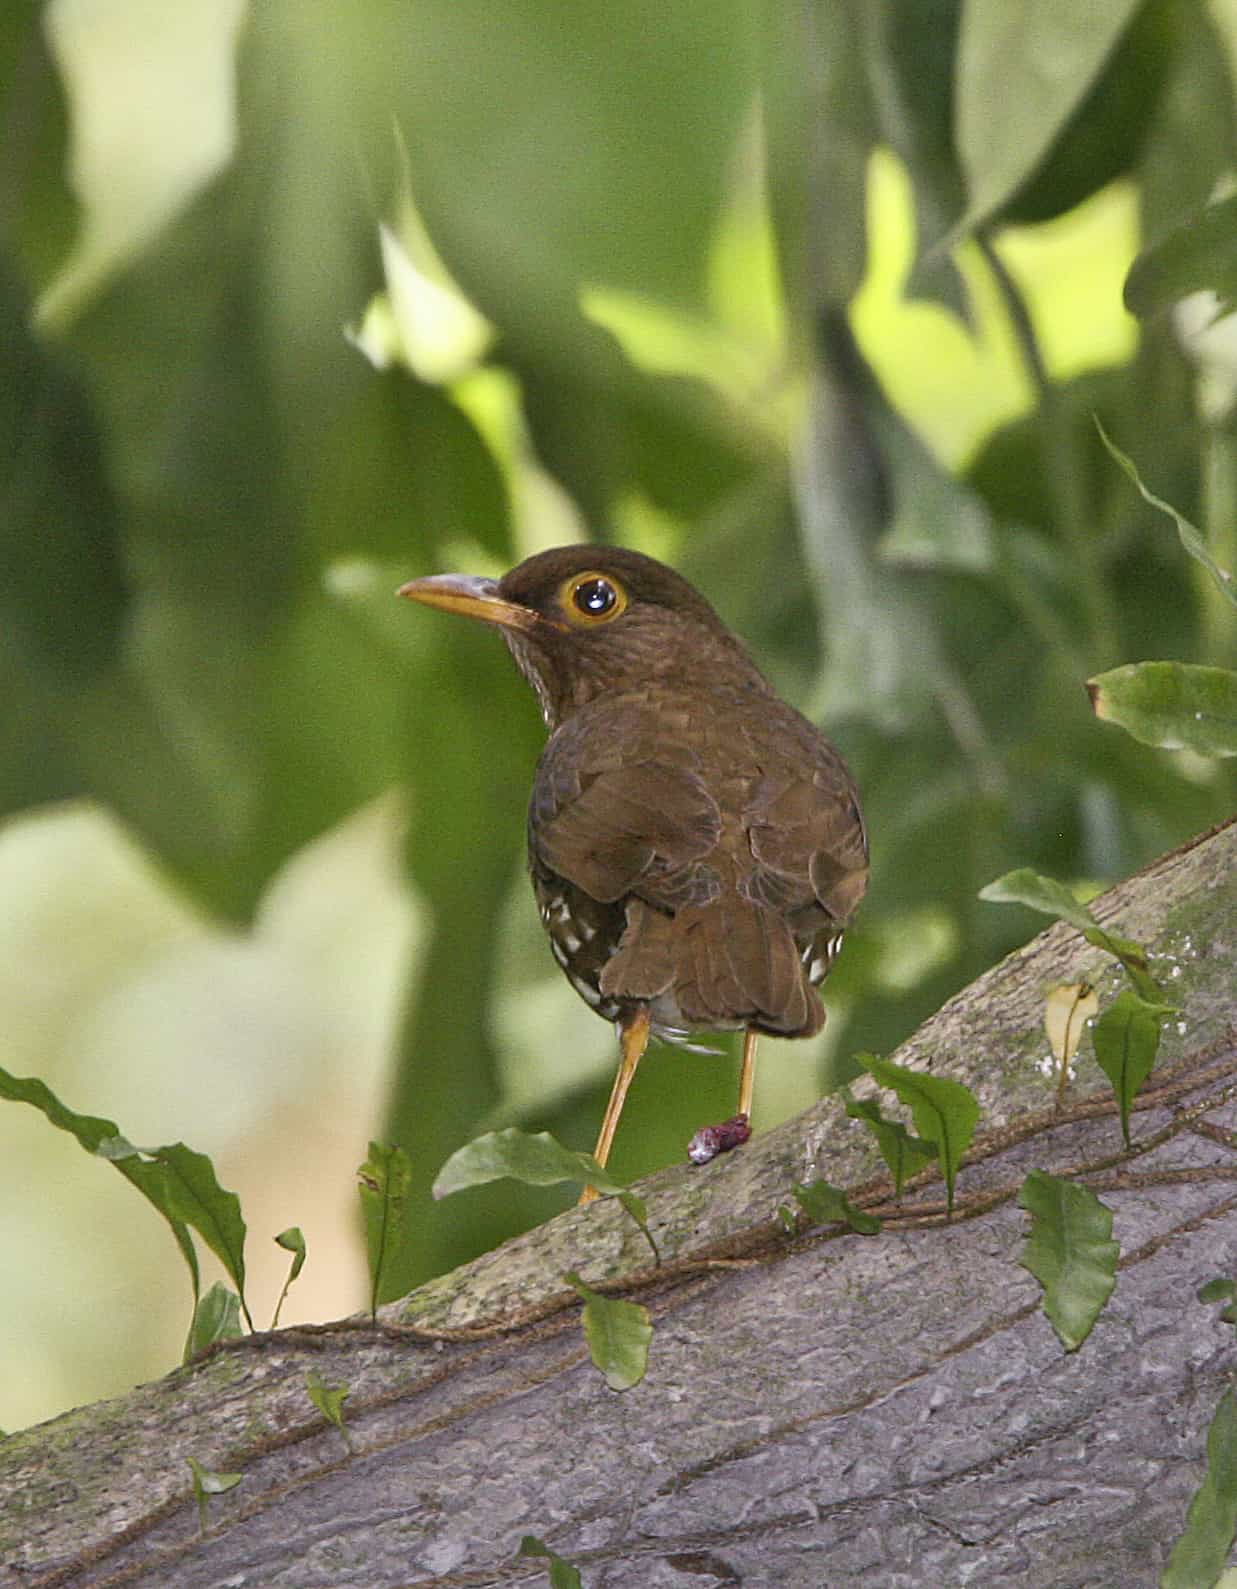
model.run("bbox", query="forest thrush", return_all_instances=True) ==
[399,546,868,1198]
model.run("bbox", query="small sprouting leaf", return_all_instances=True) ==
[516,1535,583,1589]
[564,1272,652,1393]
[1096,420,1237,612]
[1162,1388,1237,1589]
[1044,982,1099,1103]
[271,1227,307,1329]
[1087,661,1237,759]
[1017,1170,1119,1351]
[187,1282,244,1358]
[857,1055,979,1213]
[842,1089,937,1197]
[1092,990,1173,1147]
[306,1369,350,1432]
[358,1141,412,1316]
[186,1454,243,1532]
[791,1180,881,1235]
[979,868,1166,1002]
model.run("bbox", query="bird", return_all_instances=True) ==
[398,545,868,1200]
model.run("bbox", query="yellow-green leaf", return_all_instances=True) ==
[564,1272,652,1393]
[1088,662,1237,759]
[1018,1170,1118,1351]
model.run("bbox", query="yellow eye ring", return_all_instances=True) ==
[559,570,628,627]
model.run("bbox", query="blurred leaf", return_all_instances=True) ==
[1162,1388,1237,1589]
[188,1283,243,1358]
[186,1454,243,1532]
[1097,420,1237,612]
[0,253,130,683]
[1137,6,1237,247]
[856,1054,979,1212]
[0,6,77,280]
[305,1369,349,1434]
[516,1536,583,1589]
[791,1179,881,1235]
[1091,989,1174,1147]
[564,1272,652,1393]
[271,1227,306,1330]
[991,0,1177,227]
[954,0,1145,232]
[358,1141,412,1315]
[1088,662,1237,758]
[858,0,970,316]
[761,2,873,318]
[1018,1169,1118,1351]
[843,1089,938,1196]
[1125,194,1237,322]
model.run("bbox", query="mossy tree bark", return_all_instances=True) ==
[3,820,1235,1589]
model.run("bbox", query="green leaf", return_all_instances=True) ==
[1162,1389,1237,1589]
[791,1180,881,1236]
[1088,662,1237,760]
[148,1143,251,1328]
[305,1369,350,1433]
[564,1272,653,1393]
[954,0,1144,233]
[187,1282,243,1358]
[1125,193,1237,322]
[433,1126,628,1199]
[271,1227,307,1329]
[856,1055,979,1213]
[1017,1170,1119,1351]
[516,1535,583,1589]
[358,1142,413,1316]
[1096,421,1237,612]
[978,869,1167,1003]
[186,1454,243,1532]
[843,1089,938,1197]
[1091,990,1174,1147]
[0,1063,273,1329]
[1198,1279,1236,1307]
[434,1127,657,1259]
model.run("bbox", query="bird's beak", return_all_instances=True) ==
[396,573,539,633]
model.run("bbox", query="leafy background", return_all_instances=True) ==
[2,0,1235,1431]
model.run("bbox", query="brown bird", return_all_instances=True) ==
[399,545,868,1198]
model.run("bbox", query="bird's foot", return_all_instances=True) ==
[686,1113,752,1166]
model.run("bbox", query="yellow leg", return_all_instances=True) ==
[737,1027,758,1120]
[579,1005,652,1206]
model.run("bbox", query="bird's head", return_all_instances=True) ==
[399,544,761,727]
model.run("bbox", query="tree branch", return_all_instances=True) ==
[2,819,1234,1589]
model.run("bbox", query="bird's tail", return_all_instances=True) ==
[600,897,823,1038]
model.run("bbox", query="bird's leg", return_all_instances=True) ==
[737,1026,759,1120]
[578,1004,651,1206]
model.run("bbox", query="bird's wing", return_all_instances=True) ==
[530,705,722,910]
[742,726,870,928]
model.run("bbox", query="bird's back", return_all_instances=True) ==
[528,683,868,1041]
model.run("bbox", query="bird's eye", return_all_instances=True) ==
[560,571,628,626]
